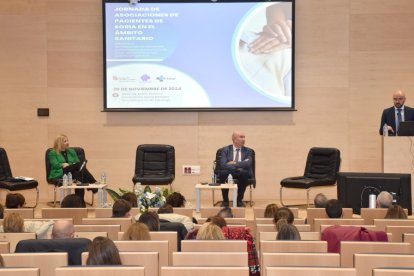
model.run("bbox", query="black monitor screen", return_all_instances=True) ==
[337,172,412,215]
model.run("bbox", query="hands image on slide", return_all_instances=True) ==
[236,2,293,101]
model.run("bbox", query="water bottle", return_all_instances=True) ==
[100,172,107,184]
[383,123,389,136]
[134,182,142,194]
[62,174,68,186]
[227,174,234,186]
[67,172,73,185]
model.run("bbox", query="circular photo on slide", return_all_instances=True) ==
[107,63,210,108]
[233,2,292,104]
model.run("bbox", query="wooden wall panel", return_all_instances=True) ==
[1,0,414,206]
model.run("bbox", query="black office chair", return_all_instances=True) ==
[213,147,256,206]
[45,147,93,207]
[132,144,175,190]
[280,147,341,207]
[0,147,39,208]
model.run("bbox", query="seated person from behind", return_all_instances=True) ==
[138,211,160,231]
[3,213,24,233]
[52,220,75,239]
[48,134,97,204]
[276,219,301,240]
[219,131,254,207]
[157,204,194,231]
[264,203,279,218]
[166,192,198,224]
[273,207,295,230]
[384,204,407,219]
[60,194,85,208]
[377,191,393,208]
[122,222,151,240]
[325,199,343,218]
[5,193,26,209]
[86,237,122,265]
[217,207,234,218]
[314,193,328,208]
[120,192,138,208]
[112,199,131,218]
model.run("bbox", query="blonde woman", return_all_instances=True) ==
[196,222,225,240]
[122,222,151,241]
[48,134,96,204]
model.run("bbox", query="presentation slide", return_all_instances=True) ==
[104,1,294,110]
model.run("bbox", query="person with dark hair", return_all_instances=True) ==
[120,192,138,208]
[276,219,301,240]
[61,194,85,208]
[314,193,328,208]
[157,204,174,214]
[166,192,186,207]
[86,237,122,265]
[384,204,407,219]
[48,134,97,204]
[5,193,26,209]
[3,213,24,232]
[264,203,278,218]
[112,199,131,218]
[217,207,234,218]
[273,207,294,227]
[138,211,160,231]
[207,216,227,228]
[122,222,151,241]
[325,199,343,218]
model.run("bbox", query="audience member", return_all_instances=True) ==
[61,194,85,208]
[186,215,260,276]
[157,204,193,231]
[122,222,151,241]
[166,192,186,207]
[112,199,131,218]
[5,193,26,208]
[217,207,234,218]
[196,223,225,240]
[377,191,393,208]
[86,237,122,265]
[322,225,387,253]
[120,192,138,208]
[384,204,407,219]
[52,220,75,239]
[276,219,301,240]
[325,199,343,218]
[138,211,160,231]
[273,207,294,229]
[314,193,328,208]
[3,213,24,232]
[264,203,278,218]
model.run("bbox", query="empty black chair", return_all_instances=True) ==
[213,147,256,206]
[280,147,341,207]
[0,147,39,207]
[132,144,175,189]
[45,147,93,207]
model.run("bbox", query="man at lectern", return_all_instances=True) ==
[219,131,253,207]
[379,90,414,135]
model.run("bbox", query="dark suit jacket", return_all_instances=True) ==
[380,106,414,135]
[219,145,253,178]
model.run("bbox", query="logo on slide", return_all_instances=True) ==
[140,74,150,82]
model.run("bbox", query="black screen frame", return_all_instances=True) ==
[337,172,412,215]
[102,0,296,112]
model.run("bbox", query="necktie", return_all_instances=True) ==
[234,148,240,162]
[397,108,402,134]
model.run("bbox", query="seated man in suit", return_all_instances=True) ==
[380,90,414,135]
[219,131,253,207]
